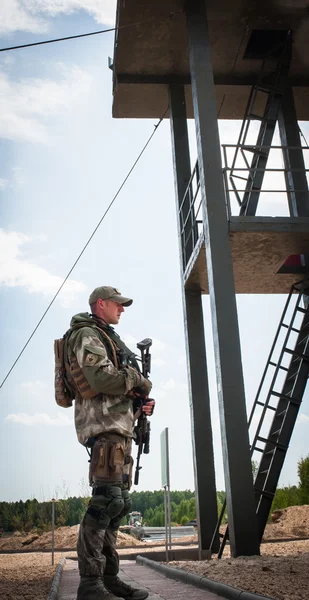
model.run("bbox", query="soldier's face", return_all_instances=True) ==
[100,299,124,324]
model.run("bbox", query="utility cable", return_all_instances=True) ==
[0,22,143,53]
[298,125,309,148]
[0,10,184,53]
[0,107,168,389]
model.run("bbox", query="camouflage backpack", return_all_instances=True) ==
[54,323,118,408]
[54,331,76,408]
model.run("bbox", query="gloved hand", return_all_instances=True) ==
[135,374,152,397]
[123,365,152,396]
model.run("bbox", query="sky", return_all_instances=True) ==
[0,0,308,504]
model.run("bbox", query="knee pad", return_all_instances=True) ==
[86,486,125,528]
[109,489,132,531]
[122,490,132,516]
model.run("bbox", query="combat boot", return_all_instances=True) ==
[77,576,125,600]
[104,575,149,600]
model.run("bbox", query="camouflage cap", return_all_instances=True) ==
[88,286,133,307]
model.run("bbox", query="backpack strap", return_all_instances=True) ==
[67,321,119,368]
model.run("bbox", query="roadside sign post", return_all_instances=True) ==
[161,427,171,561]
[51,498,55,566]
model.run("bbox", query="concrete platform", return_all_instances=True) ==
[112,0,309,120]
[58,559,224,600]
[185,217,309,294]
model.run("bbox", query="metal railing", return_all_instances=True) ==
[222,144,309,218]
[179,145,309,270]
[178,160,202,270]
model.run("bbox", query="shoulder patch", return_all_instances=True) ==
[84,352,99,366]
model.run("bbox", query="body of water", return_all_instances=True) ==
[143,526,195,541]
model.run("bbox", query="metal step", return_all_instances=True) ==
[213,280,309,559]
[269,361,288,371]
[256,400,277,411]
[284,347,309,362]
[228,32,292,216]
[270,391,301,405]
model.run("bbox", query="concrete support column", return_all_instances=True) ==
[278,87,309,216]
[185,0,260,556]
[169,84,219,552]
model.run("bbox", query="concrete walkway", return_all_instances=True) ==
[58,559,225,600]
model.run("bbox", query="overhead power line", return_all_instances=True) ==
[0,107,168,390]
[0,10,184,53]
[0,22,141,53]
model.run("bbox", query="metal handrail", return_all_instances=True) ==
[222,143,309,217]
[179,144,309,268]
[178,160,202,268]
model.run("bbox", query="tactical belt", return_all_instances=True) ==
[92,472,130,496]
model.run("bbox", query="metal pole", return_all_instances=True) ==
[167,486,172,550]
[185,0,259,557]
[169,83,219,553]
[164,486,168,562]
[165,428,172,550]
[278,87,309,216]
[51,499,55,566]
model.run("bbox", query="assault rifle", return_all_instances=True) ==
[134,338,153,485]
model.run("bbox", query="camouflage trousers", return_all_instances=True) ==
[78,435,133,578]
[77,481,132,577]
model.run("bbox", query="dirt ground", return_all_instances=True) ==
[0,506,309,600]
[171,540,309,600]
[0,552,63,600]
[170,506,309,600]
[0,526,144,551]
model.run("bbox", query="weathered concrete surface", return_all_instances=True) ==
[112,0,309,119]
[185,217,309,294]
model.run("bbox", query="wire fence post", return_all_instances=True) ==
[51,499,55,566]
[161,427,171,561]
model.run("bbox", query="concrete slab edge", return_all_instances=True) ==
[136,555,277,600]
[48,557,66,600]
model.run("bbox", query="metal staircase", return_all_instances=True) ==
[229,31,292,216]
[211,280,309,557]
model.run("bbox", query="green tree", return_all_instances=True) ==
[251,460,259,480]
[271,485,300,512]
[151,506,164,526]
[298,455,309,503]
[143,507,154,525]
[180,515,189,525]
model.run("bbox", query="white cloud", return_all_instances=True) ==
[0,0,47,34]
[20,380,46,395]
[154,377,177,401]
[123,335,168,368]
[298,413,309,424]
[122,334,139,348]
[0,66,92,143]
[27,0,116,24]
[0,228,86,304]
[5,412,72,425]
[0,178,9,189]
[162,378,176,391]
[152,357,167,367]
[152,338,167,353]
[0,0,116,34]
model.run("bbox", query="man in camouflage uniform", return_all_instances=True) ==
[66,286,154,600]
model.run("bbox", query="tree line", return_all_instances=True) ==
[129,489,226,526]
[0,455,308,532]
[0,497,88,533]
